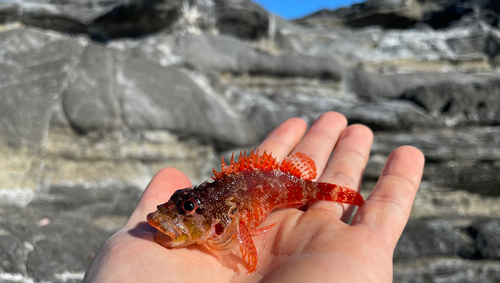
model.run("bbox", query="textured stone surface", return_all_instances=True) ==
[294,0,500,30]
[63,44,122,132]
[277,21,499,72]
[394,218,478,261]
[0,28,83,144]
[174,33,344,79]
[0,0,185,41]
[0,186,140,282]
[475,219,500,259]
[119,60,258,147]
[213,0,269,39]
[394,258,500,283]
[1,0,500,281]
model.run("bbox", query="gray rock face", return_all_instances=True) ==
[475,219,500,259]
[0,0,185,41]
[63,44,122,132]
[294,0,500,30]
[0,186,140,282]
[394,218,478,261]
[119,60,258,146]
[1,0,500,282]
[0,28,83,144]
[175,33,343,79]
[394,258,500,283]
[213,0,269,39]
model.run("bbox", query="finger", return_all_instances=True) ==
[352,146,425,248]
[308,124,373,219]
[291,112,347,178]
[257,117,307,161]
[126,167,191,228]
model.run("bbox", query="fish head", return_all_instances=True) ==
[147,187,214,248]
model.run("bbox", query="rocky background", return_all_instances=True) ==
[0,0,499,282]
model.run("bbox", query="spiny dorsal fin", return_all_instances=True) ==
[212,149,279,180]
[279,152,317,181]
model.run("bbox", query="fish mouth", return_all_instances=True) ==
[147,211,191,247]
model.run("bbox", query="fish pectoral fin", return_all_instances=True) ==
[251,223,277,235]
[238,221,258,274]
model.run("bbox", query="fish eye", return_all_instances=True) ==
[181,198,198,214]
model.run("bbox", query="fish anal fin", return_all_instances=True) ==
[251,223,276,235]
[212,149,279,181]
[238,221,258,274]
[279,152,317,180]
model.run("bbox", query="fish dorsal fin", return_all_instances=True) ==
[279,152,317,181]
[212,149,279,180]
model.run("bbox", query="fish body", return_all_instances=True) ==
[147,150,364,273]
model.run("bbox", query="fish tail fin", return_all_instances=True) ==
[315,182,364,206]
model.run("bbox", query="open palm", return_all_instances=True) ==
[84,112,424,283]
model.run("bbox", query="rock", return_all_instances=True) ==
[371,126,500,161]
[227,88,442,135]
[400,78,500,127]
[475,219,500,259]
[0,186,139,282]
[119,58,258,147]
[174,33,343,80]
[422,0,500,29]
[367,127,500,195]
[0,0,185,41]
[293,0,421,29]
[0,28,84,193]
[213,0,269,39]
[394,258,500,283]
[41,127,214,190]
[293,0,500,30]
[407,183,500,219]
[0,28,84,145]
[278,20,498,71]
[0,0,271,41]
[394,218,478,261]
[63,44,122,132]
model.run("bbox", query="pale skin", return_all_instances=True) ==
[84,112,425,283]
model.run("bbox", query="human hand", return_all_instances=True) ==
[84,112,424,283]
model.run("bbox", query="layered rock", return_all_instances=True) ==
[0,0,499,282]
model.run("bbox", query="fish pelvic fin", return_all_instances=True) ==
[238,221,258,274]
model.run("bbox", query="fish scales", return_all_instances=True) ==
[147,150,364,274]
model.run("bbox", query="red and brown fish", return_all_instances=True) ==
[147,150,364,273]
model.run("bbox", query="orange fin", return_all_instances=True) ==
[238,221,258,274]
[212,149,279,180]
[279,152,317,181]
[251,223,276,235]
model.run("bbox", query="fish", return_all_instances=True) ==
[147,149,364,273]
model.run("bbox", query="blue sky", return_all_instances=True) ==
[253,0,364,20]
